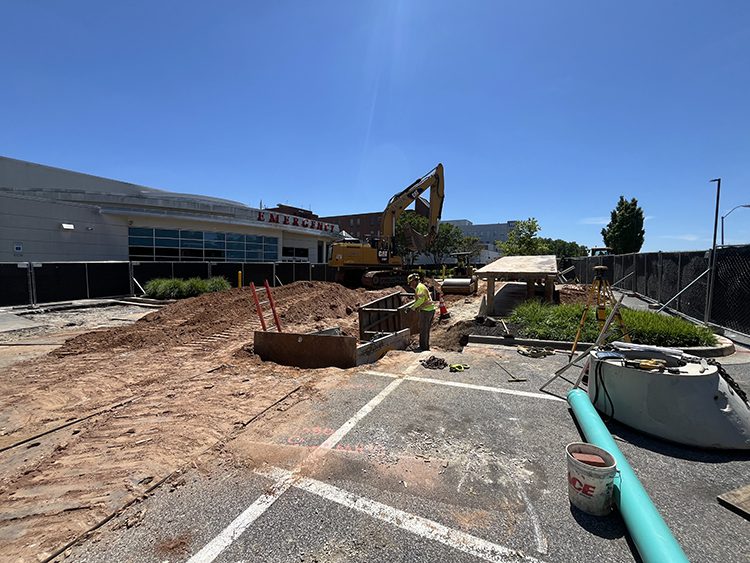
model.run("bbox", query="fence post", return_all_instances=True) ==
[676,253,682,311]
[657,252,663,303]
[273,263,277,287]
[207,262,213,279]
[128,261,135,296]
[85,263,91,299]
[25,262,33,306]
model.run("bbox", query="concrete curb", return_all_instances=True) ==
[467,334,736,358]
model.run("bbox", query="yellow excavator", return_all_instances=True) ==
[328,163,445,287]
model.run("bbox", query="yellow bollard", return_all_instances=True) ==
[238,270,242,287]
[442,265,446,278]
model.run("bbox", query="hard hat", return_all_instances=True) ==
[407,273,419,282]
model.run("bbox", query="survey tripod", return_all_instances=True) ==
[569,265,629,358]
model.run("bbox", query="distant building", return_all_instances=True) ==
[320,199,430,242]
[443,219,518,252]
[0,156,339,263]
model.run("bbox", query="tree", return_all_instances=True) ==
[538,238,589,258]
[426,222,464,264]
[601,196,645,254]
[457,235,485,261]
[496,218,550,256]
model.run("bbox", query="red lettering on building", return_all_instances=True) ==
[302,219,309,228]
[283,216,290,225]
[292,217,299,226]
[269,213,279,223]
[258,212,265,221]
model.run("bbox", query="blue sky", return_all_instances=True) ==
[2,1,749,251]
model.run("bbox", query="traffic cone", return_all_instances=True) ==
[438,295,450,320]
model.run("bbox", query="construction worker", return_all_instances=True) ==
[406,273,436,351]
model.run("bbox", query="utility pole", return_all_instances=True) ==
[704,178,720,324]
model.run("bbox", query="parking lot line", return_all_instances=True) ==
[257,465,546,563]
[187,378,405,563]
[364,370,565,402]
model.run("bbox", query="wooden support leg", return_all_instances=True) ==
[526,280,535,299]
[487,277,495,316]
[545,275,555,303]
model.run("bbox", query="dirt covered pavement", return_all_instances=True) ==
[0,281,482,562]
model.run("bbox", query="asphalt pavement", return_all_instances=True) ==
[66,343,750,563]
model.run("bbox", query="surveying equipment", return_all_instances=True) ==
[569,266,629,358]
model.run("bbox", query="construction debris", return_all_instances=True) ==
[420,356,448,370]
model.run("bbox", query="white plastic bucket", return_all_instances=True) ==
[566,442,617,516]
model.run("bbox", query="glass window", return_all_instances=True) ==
[204,232,226,241]
[155,248,179,259]
[246,242,263,251]
[226,233,245,243]
[129,246,154,258]
[205,240,225,249]
[295,248,309,258]
[247,235,263,244]
[155,229,179,238]
[263,236,278,246]
[246,250,262,262]
[180,239,203,249]
[205,249,225,260]
[180,230,203,240]
[264,249,278,261]
[129,227,153,237]
[282,247,295,257]
[155,238,180,248]
[226,250,245,261]
[226,241,244,250]
[129,236,155,246]
[181,248,203,260]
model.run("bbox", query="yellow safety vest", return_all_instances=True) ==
[411,282,436,312]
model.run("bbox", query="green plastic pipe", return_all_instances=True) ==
[567,389,689,563]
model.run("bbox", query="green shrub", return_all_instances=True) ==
[509,300,717,347]
[144,276,231,299]
[205,276,231,293]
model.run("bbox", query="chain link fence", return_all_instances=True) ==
[562,244,750,337]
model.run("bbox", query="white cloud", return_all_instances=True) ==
[659,234,700,241]
[579,217,609,225]
[645,215,655,221]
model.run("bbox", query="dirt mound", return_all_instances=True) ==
[558,284,590,304]
[55,282,395,356]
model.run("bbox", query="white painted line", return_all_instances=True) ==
[318,378,403,451]
[186,472,296,563]
[188,378,404,562]
[364,370,564,402]
[257,466,545,563]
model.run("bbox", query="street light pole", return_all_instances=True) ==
[704,178,721,324]
[721,204,750,245]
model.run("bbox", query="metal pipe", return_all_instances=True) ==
[567,389,689,563]
[657,267,709,313]
[611,271,634,289]
[705,178,721,323]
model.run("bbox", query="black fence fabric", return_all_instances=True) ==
[0,263,32,307]
[563,245,750,336]
[3,261,331,307]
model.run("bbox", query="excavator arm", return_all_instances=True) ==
[379,163,444,257]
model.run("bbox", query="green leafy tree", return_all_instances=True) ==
[426,222,464,264]
[457,235,485,261]
[496,218,550,256]
[394,211,428,265]
[601,196,645,254]
[538,238,589,258]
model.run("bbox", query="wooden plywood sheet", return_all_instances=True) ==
[718,484,750,520]
[475,255,557,278]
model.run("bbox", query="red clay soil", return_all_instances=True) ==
[0,281,397,562]
[55,282,395,356]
